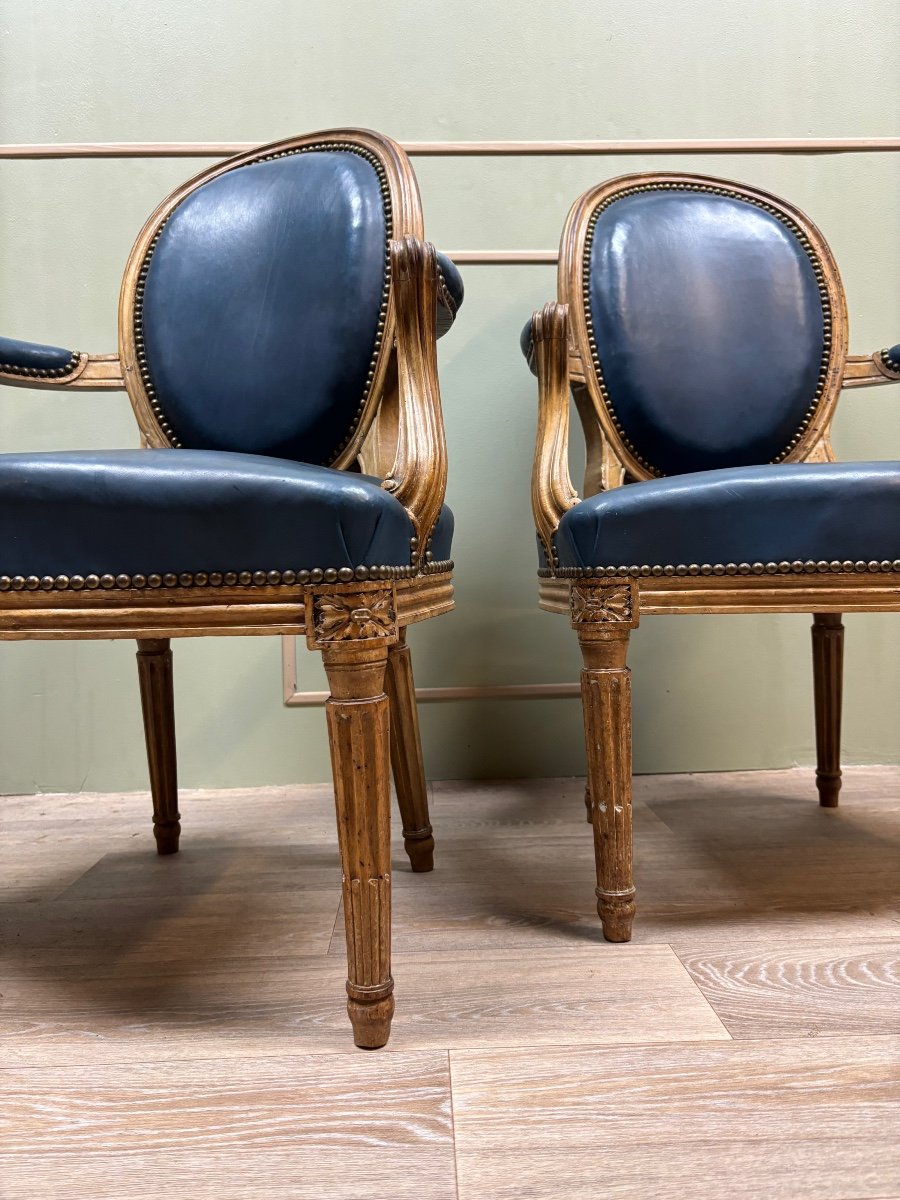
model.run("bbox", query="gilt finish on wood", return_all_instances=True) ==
[527,171,900,945]
[0,129,461,1048]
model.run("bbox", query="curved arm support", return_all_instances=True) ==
[842,346,900,389]
[531,302,579,566]
[383,236,448,566]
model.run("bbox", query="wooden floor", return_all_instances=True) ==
[1,767,899,1199]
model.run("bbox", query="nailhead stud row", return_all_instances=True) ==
[540,560,900,579]
[0,560,453,593]
[132,140,394,465]
[581,181,834,479]
[0,351,81,380]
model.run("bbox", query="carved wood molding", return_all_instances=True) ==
[384,235,448,564]
[530,302,580,564]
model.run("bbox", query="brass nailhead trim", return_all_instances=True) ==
[0,560,453,593]
[0,350,81,380]
[539,560,900,579]
[879,348,900,376]
[132,140,394,464]
[581,182,834,478]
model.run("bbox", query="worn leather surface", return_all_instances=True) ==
[0,335,76,373]
[141,150,389,465]
[556,462,900,568]
[587,190,825,475]
[0,449,452,575]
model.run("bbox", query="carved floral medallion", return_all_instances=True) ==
[313,589,396,643]
[571,581,634,625]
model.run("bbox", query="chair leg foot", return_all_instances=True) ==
[597,892,636,942]
[154,822,181,855]
[403,831,435,873]
[347,989,396,1049]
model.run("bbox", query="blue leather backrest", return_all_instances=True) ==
[586,186,828,476]
[138,147,389,465]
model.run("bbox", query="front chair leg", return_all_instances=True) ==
[812,613,844,808]
[322,639,395,1049]
[135,638,180,855]
[385,631,435,872]
[572,581,638,943]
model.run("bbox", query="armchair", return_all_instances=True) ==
[0,129,464,1048]
[524,172,900,944]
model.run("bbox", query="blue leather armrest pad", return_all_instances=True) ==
[884,344,900,371]
[520,319,537,374]
[435,251,464,339]
[0,335,79,377]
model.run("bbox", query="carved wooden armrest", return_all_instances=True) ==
[842,346,900,389]
[0,336,124,392]
[530,302,580,564]
[381,236,448,565]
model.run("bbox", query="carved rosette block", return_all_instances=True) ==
[571,580,637,632]
[307,587,398,650]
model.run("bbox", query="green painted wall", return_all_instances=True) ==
[0,0,898,792]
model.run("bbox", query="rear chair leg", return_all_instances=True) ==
[136,638,180,854]
[385,631,435,872]
[812,613,844,808]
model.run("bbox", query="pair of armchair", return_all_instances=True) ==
[2,129,898,1048]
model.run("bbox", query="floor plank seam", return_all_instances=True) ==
[446,1049,462,1200]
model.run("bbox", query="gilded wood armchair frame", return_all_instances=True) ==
[0,129,455,1048]
[530,172,900,943]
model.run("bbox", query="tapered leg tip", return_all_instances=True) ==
[598,896,636,943]
[154,822,181,855]
[405,834,435,873]
[816,774,841,808]
[348,996,395,1049]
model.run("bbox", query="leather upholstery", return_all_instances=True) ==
[141,149,389,466]
[587,190,825,475]
[0,335,78,375]
[556,462,900,569]
[436,252,464,338]
[519,320,537,374]
[0,450,452,576]
[885,344,900,371]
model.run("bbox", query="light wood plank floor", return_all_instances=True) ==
[1,767,899,1199]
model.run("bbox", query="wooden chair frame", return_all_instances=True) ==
[529,172,900,943]
[0,129,455,1048]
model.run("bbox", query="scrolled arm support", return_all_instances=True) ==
[530,302,579,566]
[383,236,448,566]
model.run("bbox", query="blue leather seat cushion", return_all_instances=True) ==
[0,450,452,577]
[556,462,900,568]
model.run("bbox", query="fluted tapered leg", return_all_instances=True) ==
[385,632,434,872]
[812,613,844,808]
[323,640,394,1049]
[579,624,636,942]
[136,638,180,855]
